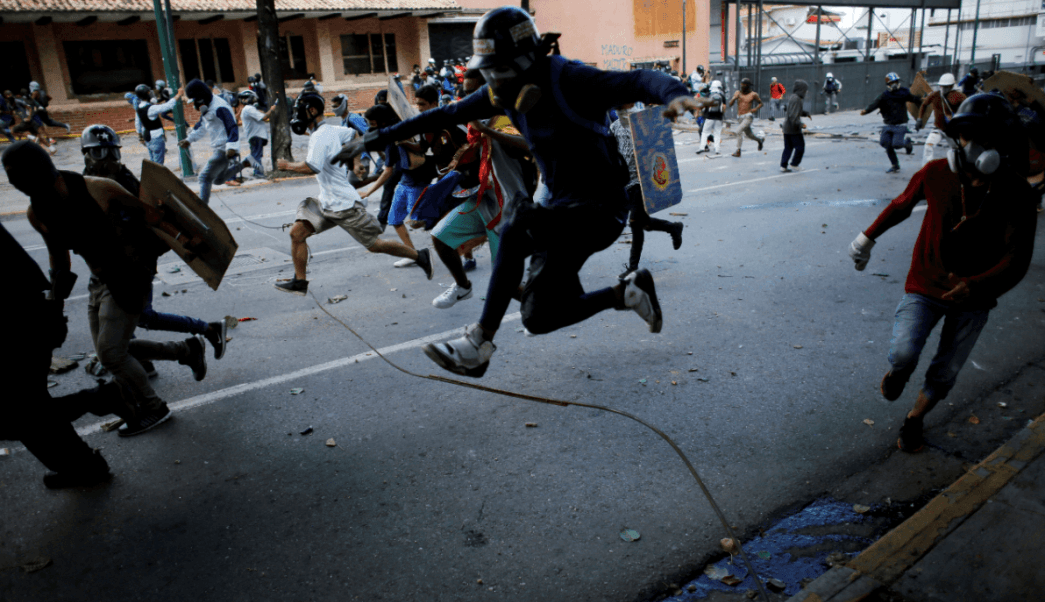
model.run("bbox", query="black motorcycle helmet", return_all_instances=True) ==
[945,92,1026,176]
[290,92,325,135]
[238,90,259,106]
[80,124,122,164]
[466,6,541,72]
[134,83,152,101]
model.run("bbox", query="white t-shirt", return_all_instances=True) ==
[306,122,363,212]
[240,105,268,141]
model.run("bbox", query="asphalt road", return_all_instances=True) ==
[3,113,1044,602]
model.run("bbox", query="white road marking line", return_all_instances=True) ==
[311,246,362,257]
[685,169,819,194]
[56,312,524,441]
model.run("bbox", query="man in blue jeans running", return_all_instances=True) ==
[848,94,1037,452]
[332,7,701,377]
[861,72,920,173]
[180,78,246,204]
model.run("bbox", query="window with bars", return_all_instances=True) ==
[958,16,1037,30]
[178,38,235,84]
[64,40,154,95]
[340,33,398,75]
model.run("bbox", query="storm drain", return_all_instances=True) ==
[156,247,291,286]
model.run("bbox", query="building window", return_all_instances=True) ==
[178,38,235,83]
[0,41,32,93]
[63,40,154,95]
[340,33,397,75]
[279,35,308,80]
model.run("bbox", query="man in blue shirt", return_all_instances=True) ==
[333,7,700,377]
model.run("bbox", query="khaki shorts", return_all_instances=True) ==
[296,198,382,249]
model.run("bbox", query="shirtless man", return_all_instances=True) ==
[728,78,765,157]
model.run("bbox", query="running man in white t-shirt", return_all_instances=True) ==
[237,90,277,178]
[274,92,433,296]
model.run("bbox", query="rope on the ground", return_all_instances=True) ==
[307,289,773,601]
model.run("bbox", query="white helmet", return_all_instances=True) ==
[826,72,834,80]
[710,80,723,92]
[938,73,956,87]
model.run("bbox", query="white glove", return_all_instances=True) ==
[848,232,875,271]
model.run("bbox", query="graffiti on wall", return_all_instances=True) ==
[601,44,633,70]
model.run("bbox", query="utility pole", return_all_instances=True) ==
[682,0,687,75]
[255,0,294,168]
[971,0,982,66]
[151,0,193,176]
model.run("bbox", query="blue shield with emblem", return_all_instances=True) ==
[627,107,682,215]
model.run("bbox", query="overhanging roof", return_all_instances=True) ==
[0,0,458,19]
[732,0,959,9]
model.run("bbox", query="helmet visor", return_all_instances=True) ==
[85,147,120,162]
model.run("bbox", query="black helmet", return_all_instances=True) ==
[290,92,325,135]
[467,6,540,71]
[969,67,979,77]
[80,124,122,163]
[134,83,152,101]
[946,93,1026,175]
[238,90,258,105]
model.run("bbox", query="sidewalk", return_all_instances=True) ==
[787,411,1045,602]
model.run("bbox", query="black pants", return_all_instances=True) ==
[480,201,626,335]
[377,168,403,228]
[781,133,805,168]
[625,184,675,270]
[0,347,128,476]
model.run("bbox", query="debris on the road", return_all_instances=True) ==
[871,273,890,277]
[50,355,79,374]
[688,368,699,372]
[766,578,787,592]
[863,419,875,427]
[569,334,577,338]
[969,415,981,425]
[0,448,9,457]
[638,379,647,384]
[853,504,871,514]
[824,551,848,567]
[720,537,737,554]
[671,380,677,385]
[327,295,348,304]
[687,584,697,592]
[757,551,772,560]
[476,579,483,585]
[669,212,688,216]
[238,317,257,322]
[998,401,1008,408]
[325,438,336,447]
[20,557,52,574]
[290,388,304,395]
[300,427,314,436]
[390,288,397,292]
[697,377,710,382]
[174,460,180,464]
[619,528,640,542]
[722,575,743,586]
[525,422,537,428]
[161,291,171,297]
[225,316,239,329]
[225,336,233,343]
[792,344,803,349]
[687,351,693,355]
[101,419,124,432]
[68,352,87,361]
[168,266,181,273]
[704,565,731,580]
[47,380,58,388]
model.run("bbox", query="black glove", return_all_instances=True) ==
[47,268,77,301]
[331,130,381,168]
[915,119,925,131]
[42,299,69,350]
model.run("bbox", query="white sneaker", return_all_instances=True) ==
[422,323,495,378]
[432,283,473,309]
[780,166,792,173]
[394,257,416,268]
[622,269,663,333]
[789,165,802,172]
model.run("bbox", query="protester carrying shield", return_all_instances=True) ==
[847,94,1037,453]
[331,7,701,377]
[917,73,965,167]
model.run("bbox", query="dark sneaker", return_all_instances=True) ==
[275,278,308,296]
[118,404,173,437]
[622,269,663,333]
[416,248,434,280]
[181,336,207,382]
[43,451,112,489]
[204,320,228,360]
[897,415,925,453]
[886,165,901,174]
[904,137,913,154]
[757,138,764,152]
[880,370,908,401]
[768,116,775,121]
[669,222,684,250]
[618,263,636,281]
[462,258,477,272]
[422,323,495,378]
[140,359,158,379]
[732,150,741,158]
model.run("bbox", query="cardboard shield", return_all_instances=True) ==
[981,70,1045,120]
[387,75,422,144]
[139,160,239,290]
[627,108,683,215]
[909,71,932,121]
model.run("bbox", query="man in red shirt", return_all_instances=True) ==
[769,77,786,121]
[848,94,1037,452]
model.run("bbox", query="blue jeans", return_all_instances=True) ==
[198,149,242,205]
[880,124,908,167]
[388,181,426,227]
[248,137,266,177]
[781,133,805,168]
[146,133,166,165]
[888,294,990,402]
[138,288,208,334]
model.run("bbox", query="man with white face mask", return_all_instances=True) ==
[847,93,1036,453]
[916,73,965,167]
[331,6,701,378]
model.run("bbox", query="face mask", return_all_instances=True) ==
[887,82,899,91]
[948,140,1001,177]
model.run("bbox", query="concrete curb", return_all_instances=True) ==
[784,413,1045,602]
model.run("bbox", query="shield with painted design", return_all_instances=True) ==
[139,159,238,290]
[627,108,682,215]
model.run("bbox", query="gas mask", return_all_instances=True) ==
[83,147,123,177]
[289,98,316,136]
[480,58,541,113]
[947,139,1000,178]
[887,82,900,91]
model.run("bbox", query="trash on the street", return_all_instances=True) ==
[325,438,336,447]
[161,291,171,297]
[969,415,981,425]
[697,377,710,382]
[327,295,348,304]
[50,355,79,374]
[669,212,688,216]
[225,316,239,329]
[792,344,803,349]
[853,504,871,514]
[168,266,180,273]
[290,388,304,395]
[997,402,1008,408]
[688,368,699,372]
[47,380,58,388]
[704,565,731,580]
[638,378,647,384]
[720,537,737,553]
[390,288,397,292]
[0,448,9,457]
[619,528,640,542]
[863,419,875,427]
[722,575,743,586]
[525,422,537,428]
[766,578,786,592]
[101,419,124,432]
[20,557,52,574]
[238,317,257,322]
[757,551,772,560]
[300,427,314,435]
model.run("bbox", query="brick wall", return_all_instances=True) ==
[38,85,402,139]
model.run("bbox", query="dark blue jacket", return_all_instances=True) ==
[371,56,689,209]
[864,87,921,125]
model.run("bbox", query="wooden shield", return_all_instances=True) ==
[981,70,1045,116]
[908,71,932,121]
[627,108,683,215]
[139,160,238,290]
